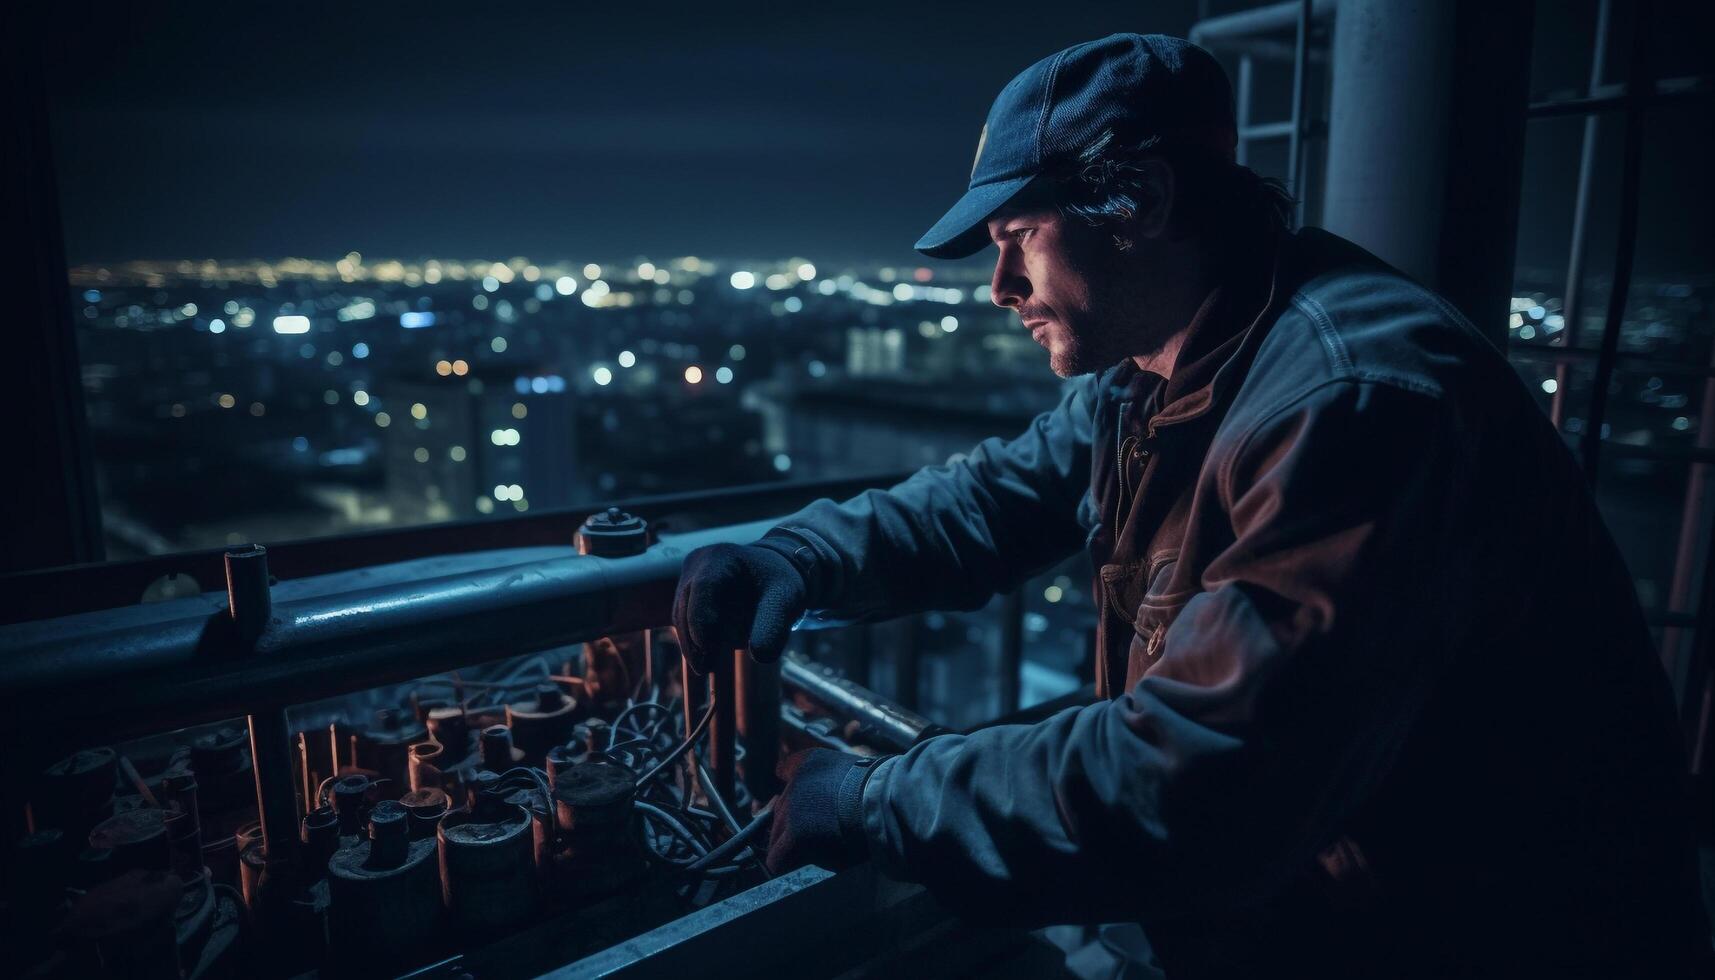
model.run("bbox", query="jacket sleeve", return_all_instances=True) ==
[856,379,1466,925]
[758,374,1099,620]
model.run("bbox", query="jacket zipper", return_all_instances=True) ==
[1114,431,1150,542]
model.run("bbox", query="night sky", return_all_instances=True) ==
[42,1,1713,278]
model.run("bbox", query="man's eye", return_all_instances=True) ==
[1009,228,1034,243]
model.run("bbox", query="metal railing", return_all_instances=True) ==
[0,471,915,626]
[1191,0,1333,226]
[1521,0,1714,770]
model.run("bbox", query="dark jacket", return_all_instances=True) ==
[760,228,1710,978]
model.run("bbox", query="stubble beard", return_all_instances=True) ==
[1046,304,1174,378]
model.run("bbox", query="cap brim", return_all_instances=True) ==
[913,174,1036,259]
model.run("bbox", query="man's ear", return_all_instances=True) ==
[1132,157,1175,241]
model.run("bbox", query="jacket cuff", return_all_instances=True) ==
[835,754,885,857]
[753,528,830,606]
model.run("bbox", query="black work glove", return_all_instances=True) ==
[673,542,808,675]
[763,748,882,877]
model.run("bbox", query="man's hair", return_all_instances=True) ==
[1046,128,1296,250]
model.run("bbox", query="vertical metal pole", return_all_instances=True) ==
[1660,346,1715,689]
[1235,54,1254,168]
[227,546,297,867]
[1549,0,1612,429]
[896,623,920,712]
[736,653,781,803]
[708,652,737,808]
[1578,0,1655,481]
[1287,0,1312,224]
[1686,484,1715,797]
[1324,0,1533,347]
[999,590,1024,715]
[1323,0,1457,284]
[0,4,104,575]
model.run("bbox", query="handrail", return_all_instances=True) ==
[0,520,773,749]
[1,470,915,625]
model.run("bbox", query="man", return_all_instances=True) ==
[673,34,1710,978]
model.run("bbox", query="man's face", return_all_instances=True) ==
[985,203,1175,378]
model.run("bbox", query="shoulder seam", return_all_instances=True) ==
[1217,377,1440,513]
[1289,292,1353,378]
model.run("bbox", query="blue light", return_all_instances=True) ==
[546,375,566,393]
[401,311,437,329]
[292,436,310,452]
[351,342,370,359]
[318,447,369,467]
[83,289,101,303]
[531,376,549,394]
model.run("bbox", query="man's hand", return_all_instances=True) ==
[763,748,881,876]
[672,543,808,675]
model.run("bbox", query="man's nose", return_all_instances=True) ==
[990,255,1028,309]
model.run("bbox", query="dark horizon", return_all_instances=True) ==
[42,1,1714,279]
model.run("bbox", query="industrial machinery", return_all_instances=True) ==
[0,508,1073,979]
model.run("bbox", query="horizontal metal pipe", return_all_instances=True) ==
[1189,0,1336,45]
[779,653,940,752]
[1508,343,1715,379]
[1240,120,1296,140]
[1,469,914,626]
[1527,74,1710,118]
[1206,36,1328,65]
[0,521,776,747]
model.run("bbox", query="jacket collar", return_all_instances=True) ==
[1105,231,1287,436]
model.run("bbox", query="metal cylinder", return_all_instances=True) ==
[465,770,502,811]
[330,774,372,836]
[479,725,524,772]
[326,802,442,974]
[301,726,338,817]
[224,544,272,649]
[245,708,299,875]
[573,719,610,755]
[575,507,648,557]
[737,651,781,802]
[408,741,444,793]
[237,837,266,911]
[506,685,578,764]
[780,653,939,751]
[502,785,555,879]
[399,788,448,840]
[577,509,654,705]
[1321,0,1533,345]
[355,708,423,800]
[425,705,471,764]
[33,747,117,839]
[682,657,709,773]
[708,654,737,807]
[88,808,171,876]
[438,801,535,935]
[1322,0,1455,284]
[552,760,634,857]
[367,801,409,868]
[158,768,202,880]
[301,806,340,877]
[229,545,300,884]
[188,726,251,811]
[544,745,577,782]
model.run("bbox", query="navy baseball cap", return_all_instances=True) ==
[915,33,1237,259]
